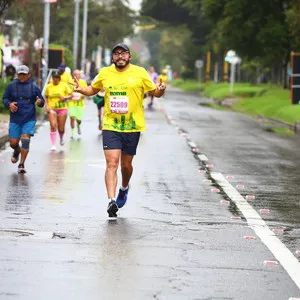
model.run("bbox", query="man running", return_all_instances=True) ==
[69,69,87,138]
[72,43,166,217]
[2,65,44,173]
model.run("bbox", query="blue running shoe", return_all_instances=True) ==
[116,187,129,208]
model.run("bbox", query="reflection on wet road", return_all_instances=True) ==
[164,87,300,256]
[0,96,299,299]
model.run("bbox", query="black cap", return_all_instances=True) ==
[112,43,130,53]
[52,71,61,77]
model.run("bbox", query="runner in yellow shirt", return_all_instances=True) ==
[71,43,166,217]
[158,69,168,85]
[44,71,72,151]
[58,64,72,83]
[68,69,87,138]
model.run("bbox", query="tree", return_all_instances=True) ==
[0,0,13,18]
[200,0,296,86]
[3,0,137,70]
[140,0,211,78]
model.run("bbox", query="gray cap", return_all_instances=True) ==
[112,43,130,53]
[16,65,29,74]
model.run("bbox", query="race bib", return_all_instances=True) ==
[109,96,128,114]
[72,92,81,100]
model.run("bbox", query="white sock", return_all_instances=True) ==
[121,186,128,191]
[109,198,116,202]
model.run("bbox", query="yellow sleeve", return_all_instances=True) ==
[91,71,103,90]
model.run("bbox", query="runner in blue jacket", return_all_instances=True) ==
[2,65,45,174]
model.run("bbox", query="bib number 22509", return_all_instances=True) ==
[109,96,128,114]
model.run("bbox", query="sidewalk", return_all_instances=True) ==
[0,114,9,147]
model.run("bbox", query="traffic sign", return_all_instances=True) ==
[225,50,241,65]
[195,60,203,69]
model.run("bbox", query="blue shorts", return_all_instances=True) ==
[9,121,36,138]
[102,130,141,156]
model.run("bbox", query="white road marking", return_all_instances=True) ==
[188,141,197,148]
[198,154,208,161]
[211,171,300,289]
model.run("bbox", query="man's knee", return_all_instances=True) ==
[21,137,30,150]
[106,157,119,170]
[10,139,19,149]
[121,157,133,170]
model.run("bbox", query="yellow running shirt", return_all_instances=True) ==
[45,82,72,110]
[158,74,168,84]
[49,72,72,84]
[60,71,72,84]
[69,78,87,108]
[91,64,157,132]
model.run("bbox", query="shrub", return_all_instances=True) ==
[0,79,10,113]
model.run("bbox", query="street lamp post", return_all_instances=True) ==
[42,1,50,87]
[81,0,88,72]
[42,0,57,87]
[73,0,81,69]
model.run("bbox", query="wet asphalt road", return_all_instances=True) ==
[163,87,300,254]
[0,90,300,299]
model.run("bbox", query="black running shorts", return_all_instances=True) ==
[102,130,141,155]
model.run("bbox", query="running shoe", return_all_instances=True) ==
[77,124,81,135]
[116,187,129,208]
[107,200,118,217]
[11,150,20,164]
[18,164,26,174]
[50,145,57,151]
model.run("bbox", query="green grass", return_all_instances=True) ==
[271,127,295,135]
[170,80,300,126]
[232,88,297,124]
[0,79,10,113]
[202,83,267,99]
[171,79,205,92]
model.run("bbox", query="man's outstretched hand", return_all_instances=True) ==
[157,78,166,92]
[69,77,82,93]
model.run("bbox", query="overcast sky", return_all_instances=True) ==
[128,0,141,11]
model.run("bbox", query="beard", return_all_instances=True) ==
[113,58,130,69]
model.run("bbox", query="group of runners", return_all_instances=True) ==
[44,64,89,151]
[2,43,166,217]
